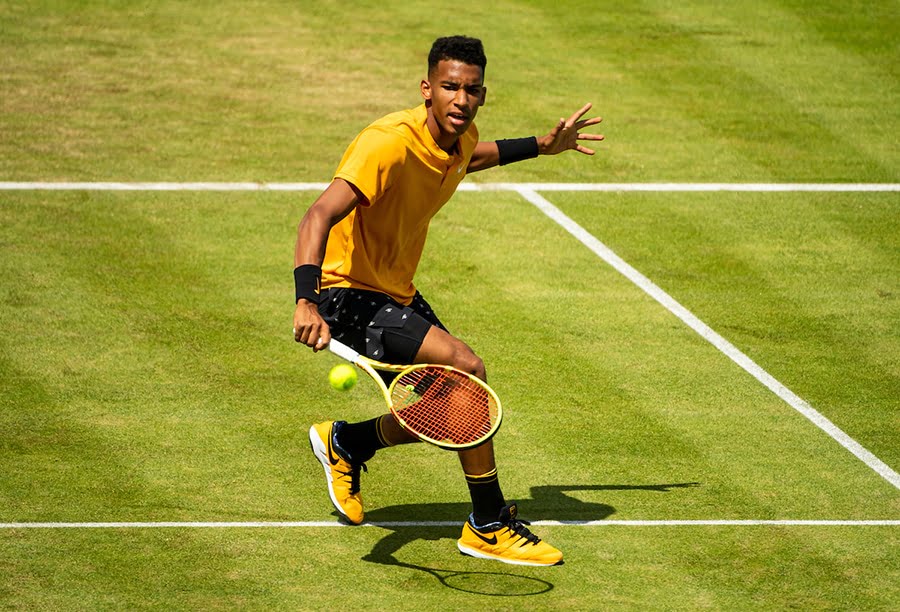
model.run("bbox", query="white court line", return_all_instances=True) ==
[2,520,898,529]
[0,182,332,191]
[516,187,900,491]
[1,181,899,192]
[466,182,900,192]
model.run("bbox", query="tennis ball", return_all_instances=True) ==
[329,364,357,391]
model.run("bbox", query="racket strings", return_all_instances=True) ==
[391,367,498,446]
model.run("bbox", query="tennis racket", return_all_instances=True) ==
[327,339,502,450]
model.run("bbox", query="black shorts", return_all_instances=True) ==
[318,287,448,365]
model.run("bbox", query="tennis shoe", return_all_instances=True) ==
[457,503,563,566]
[309,420,366,525]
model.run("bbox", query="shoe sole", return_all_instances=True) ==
[456,540,563,567]
[308,425,361,525]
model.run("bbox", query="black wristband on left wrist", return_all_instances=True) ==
[496,137,539,165]
[294,264,322,304]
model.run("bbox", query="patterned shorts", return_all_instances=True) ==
[317,287,448,365]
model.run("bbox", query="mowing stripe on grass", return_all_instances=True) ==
[4,181,896,490]
[2,520,898,529]
[516,187,900,491]
[1,182,899,192]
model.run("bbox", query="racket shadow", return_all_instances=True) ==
[361,524,555,597]
[360,482,700,595]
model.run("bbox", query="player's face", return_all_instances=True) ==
[422,59,486,150]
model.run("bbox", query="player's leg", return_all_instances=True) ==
[326,291,434,460]
[309,289,428,524]
[413,325,563,566]
[412,325,504,517]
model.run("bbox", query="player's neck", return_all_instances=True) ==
[425,110,460,154]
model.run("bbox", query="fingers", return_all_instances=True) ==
[566,106,603,152]
[567,102,593,124]
[543,105,604,155]
[294,324,311,345]
[293,303,331,351]
[313,329,331,352]
[571,132,605,155]
[574,108,604,154]
[576,116,603,129]
[294,324,330,351]
[296,323,326,345]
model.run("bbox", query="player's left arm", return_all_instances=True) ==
[466,103,604,173]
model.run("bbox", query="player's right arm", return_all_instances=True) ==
[293,178,362,351]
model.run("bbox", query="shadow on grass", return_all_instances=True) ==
[359,482,700,596]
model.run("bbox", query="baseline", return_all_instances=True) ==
[1,182,899,192]
[2,520,898,529]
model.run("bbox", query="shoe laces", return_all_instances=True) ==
[506,516,541,545]
[339,462,367,495]
[330,422,367,494]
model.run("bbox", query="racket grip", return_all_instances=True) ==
[328,339,362,364]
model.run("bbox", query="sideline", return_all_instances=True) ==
[516,187,900,491]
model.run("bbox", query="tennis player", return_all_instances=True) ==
[293,35,603,567]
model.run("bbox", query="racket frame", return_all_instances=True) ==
[327,339,502,450]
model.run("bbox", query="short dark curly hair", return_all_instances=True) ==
[428,35,486,76]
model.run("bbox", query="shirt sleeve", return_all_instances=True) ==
[333,127,406,207]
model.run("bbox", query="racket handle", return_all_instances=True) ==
[328,339,362,364]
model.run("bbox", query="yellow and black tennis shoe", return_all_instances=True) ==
[457,503,563,566]
[308,420,365,525]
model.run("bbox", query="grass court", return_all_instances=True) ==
[1,1,898,609]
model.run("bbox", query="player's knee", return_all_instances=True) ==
[455,350,486,380]
[418,330,487,379]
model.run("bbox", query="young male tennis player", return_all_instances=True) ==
[293,35,603,567]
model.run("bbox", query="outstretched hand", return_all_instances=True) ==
[537,103,604,156]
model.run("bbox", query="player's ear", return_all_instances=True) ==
[479,86,487,107]
[420,78,432,101]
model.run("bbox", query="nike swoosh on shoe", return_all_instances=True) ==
[326,430,340,466]
[472,529,498,545]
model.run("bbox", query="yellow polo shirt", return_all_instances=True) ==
[322,103,479,305]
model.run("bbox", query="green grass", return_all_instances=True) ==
[4,527,897,609]
[1,0,898,609]
[554,191,900,468]
[2,0,897,181]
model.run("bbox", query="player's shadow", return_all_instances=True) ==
[360,482,700,596]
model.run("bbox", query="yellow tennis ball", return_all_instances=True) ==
[329,364,357,391]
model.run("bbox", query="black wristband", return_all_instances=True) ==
[294,264,322,304]
[496,137,539,165]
